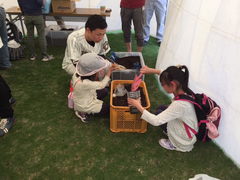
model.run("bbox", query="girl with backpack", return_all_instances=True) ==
[128,65,198,152]
[72,53,117,123]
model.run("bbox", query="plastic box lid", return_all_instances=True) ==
[45,25,79,32]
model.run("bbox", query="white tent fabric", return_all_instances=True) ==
[156,0,240,166]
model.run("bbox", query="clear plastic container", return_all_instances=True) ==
[111,52,145,81]
[45,25,79,46]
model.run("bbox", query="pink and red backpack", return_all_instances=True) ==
[175,94,221,142]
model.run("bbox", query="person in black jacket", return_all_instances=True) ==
[0,75,16,137]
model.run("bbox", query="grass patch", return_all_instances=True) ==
[0,32,239,180]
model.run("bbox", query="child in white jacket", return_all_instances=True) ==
[128,65,198,152]
[72,53,117,123]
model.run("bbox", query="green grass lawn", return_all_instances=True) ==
[0,32,239,180]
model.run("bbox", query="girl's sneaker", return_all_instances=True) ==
[42,55,54,62]
[75,111,90,123]
[158,139,176,150]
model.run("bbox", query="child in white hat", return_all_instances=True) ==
[72,53,117,123]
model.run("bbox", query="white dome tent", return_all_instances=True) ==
[156,0,240,166]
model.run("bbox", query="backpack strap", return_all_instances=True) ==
[215,106,221,127]
[175,94,203,110]
[70,79,81,92]
[175,94,200,139]
[198,120,209,126]
[73,79,81,88]
[202,94,208,105]
[183,122,197,138]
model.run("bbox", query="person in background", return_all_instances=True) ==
[128,65,198,152]
[0,75,16,137]
[120,0,145,52]
[52,16,65,28]
[72,53,117,123]
[43,0,66,28]
[0,3,12,68]
[44,16,66,28]
[143,0,168,46]
[62,15,111,76]
[17,0,54,61]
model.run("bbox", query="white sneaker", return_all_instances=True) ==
[75,111,90,123]
[158,139,176,150]
[42,55,54,62]
[0,119,8,137]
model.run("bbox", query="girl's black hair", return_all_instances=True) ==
[76,73,97,81]
[159,65,194,95]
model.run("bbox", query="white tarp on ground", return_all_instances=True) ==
[156,0,240,166]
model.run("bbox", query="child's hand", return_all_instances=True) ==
[140,66,151,74]
[127,98,141,107]
[106,64,117,77]
[109,64,117,73]
[140,65,161,75]
[128,98,145,113]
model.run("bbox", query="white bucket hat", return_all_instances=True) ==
[76,53,107,76]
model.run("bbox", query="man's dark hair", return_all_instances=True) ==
[85,15,108,31]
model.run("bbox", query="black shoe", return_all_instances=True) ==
[143,41,148,46]
[158,41,161,46]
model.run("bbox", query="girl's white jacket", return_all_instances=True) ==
[72,73,110,114]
